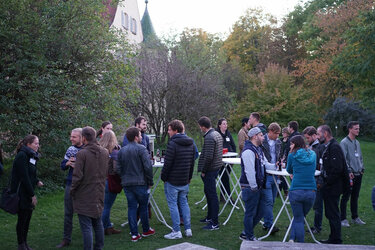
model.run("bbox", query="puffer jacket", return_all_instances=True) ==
[70,142,109,218]
[117,142,153,187]
[161,133,195,186]
[198,128,223,173]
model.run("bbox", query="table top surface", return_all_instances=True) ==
[267,169,321,177]
[223,152,238,158]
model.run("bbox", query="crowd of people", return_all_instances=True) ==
[3,113,374,249]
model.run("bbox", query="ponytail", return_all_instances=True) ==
[16,135,37,153]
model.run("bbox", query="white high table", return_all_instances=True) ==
[258,168,321,244]
[149,162,172,229]
[195,156,244,226]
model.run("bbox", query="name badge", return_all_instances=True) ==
[226,137,230,142]
[29,158,36,165]
[355,152,359,157]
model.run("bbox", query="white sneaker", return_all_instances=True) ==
[185,229,192,237]
[288,239,294,243]
[352,217,366,225]
[164,231,182,240]
[341,219,350,227]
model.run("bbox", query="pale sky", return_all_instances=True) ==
[138,0,307,38]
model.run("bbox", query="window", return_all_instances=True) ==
[121,11,129,30]
[131,18,137,35]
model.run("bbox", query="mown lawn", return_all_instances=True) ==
[1,140,374,249]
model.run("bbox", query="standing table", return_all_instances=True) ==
[258,169,321,244]
[195,156,244,225]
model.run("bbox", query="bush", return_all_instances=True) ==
[324,97,375,138]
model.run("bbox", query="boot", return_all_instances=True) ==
[18,243,27,250]
[56,239,70,248]
[105,227,121,235]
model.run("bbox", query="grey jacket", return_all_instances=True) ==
[198,128,223,173]
[261,134,282,164]
[117,142,154,187]
[340,136,364,174]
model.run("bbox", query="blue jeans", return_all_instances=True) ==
[289,189,316,242]
[313,188,323,230]
[164,182,191,232]
[63,183,73,242]
[101,181,118,229]
[123,185,150,235]
[201,170,219,224]
[242,187,263,239]
[77,214,104,250]
[262,175,277,228]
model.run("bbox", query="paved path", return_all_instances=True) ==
[240,241,375,249]
[158,242,216,250]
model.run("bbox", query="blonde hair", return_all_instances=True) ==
[99,130,118,153]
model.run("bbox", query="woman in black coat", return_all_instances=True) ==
[216,118,236,202]
[11,135,43,250]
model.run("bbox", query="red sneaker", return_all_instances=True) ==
[142,228,155,237]
[131,234,141,242]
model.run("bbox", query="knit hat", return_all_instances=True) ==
[248,127,262,138]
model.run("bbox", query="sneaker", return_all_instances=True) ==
[263,225,280,234]
[164,231,182,239]
[239,232,247,241]
[310,227,321,234]
[202,222,219,230]
[142,228,155,237]
[199,217,212,223]
[131,234,141,242]
[244,236,258,241]
[341,219,350,227]
[352,217,366,225]
[185,229,192,237]
[288,239,294,243]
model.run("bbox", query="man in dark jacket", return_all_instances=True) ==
[56,128,83,248]
[197,116,223,230]
[122,116,150,153]
[161,120,195,239]
[70,127,109,250]
[317,125,348,244]
[117,127,154,242]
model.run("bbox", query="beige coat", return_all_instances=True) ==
[71,142,108,218]
[238,127,249,153]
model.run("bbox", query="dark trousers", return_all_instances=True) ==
[323,192,342,244]
[63,183,74,242]
[219,165,231,198]
[17,209,33,245]
[202,170,219,225]
[313,188,323,231]
[340,174,362,220]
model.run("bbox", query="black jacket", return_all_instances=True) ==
[11,146,39,210]
[117,142,153,187]
[321,138,349,196]
[198,129,223,173]
[161,134,195,186]
[216,129,236,153]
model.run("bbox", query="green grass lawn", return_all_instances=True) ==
[1,140,374,249]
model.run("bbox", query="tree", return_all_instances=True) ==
[128,29,232,144]
[0,0,136,156]
[229,63,320,132]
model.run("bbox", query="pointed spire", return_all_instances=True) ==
[141,0,156,42]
